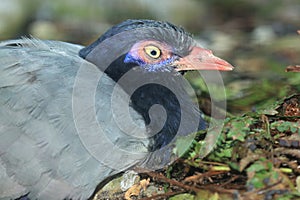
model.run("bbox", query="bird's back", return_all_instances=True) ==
[0,38,147,200]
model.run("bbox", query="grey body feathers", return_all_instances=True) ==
[0,39,147,200]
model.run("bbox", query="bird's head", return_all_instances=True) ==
[79,19,233,77]
[78,20,234,169]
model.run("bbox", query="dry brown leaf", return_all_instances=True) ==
[124,184,141,200]
[124,178,150,200]
[140,178,150,191]
[286,65,300,72]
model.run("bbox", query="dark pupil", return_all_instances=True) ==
[150,50,157,56]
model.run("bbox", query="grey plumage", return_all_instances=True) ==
[0,39,147,199]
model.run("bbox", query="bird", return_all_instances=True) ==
[0,19,233,200]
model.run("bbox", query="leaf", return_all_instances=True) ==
[286,65,300,72]
[227,116,254,142]
[247,162,267,172]
[124,178,150,200]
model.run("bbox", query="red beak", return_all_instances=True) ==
[174,46,234,71]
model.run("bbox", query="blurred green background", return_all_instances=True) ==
[1,0,299,114]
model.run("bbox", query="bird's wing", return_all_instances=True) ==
[0,38,147,200]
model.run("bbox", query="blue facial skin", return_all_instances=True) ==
[124,53,178,72]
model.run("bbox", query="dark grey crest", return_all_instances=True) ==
[79,19,194,59]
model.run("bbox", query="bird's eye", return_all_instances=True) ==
[144,45,161,59]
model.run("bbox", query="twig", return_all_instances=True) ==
[220,175,241,187]
[144,171,238,197]
[183,170,226,183]
[144,171,200,193]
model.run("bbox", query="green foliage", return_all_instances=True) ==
[177,94,299,199]
[227,116,256,142]
[246,158,280,190]
[270,121,300,134]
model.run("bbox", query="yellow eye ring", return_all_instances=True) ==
[144,45,161,59]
